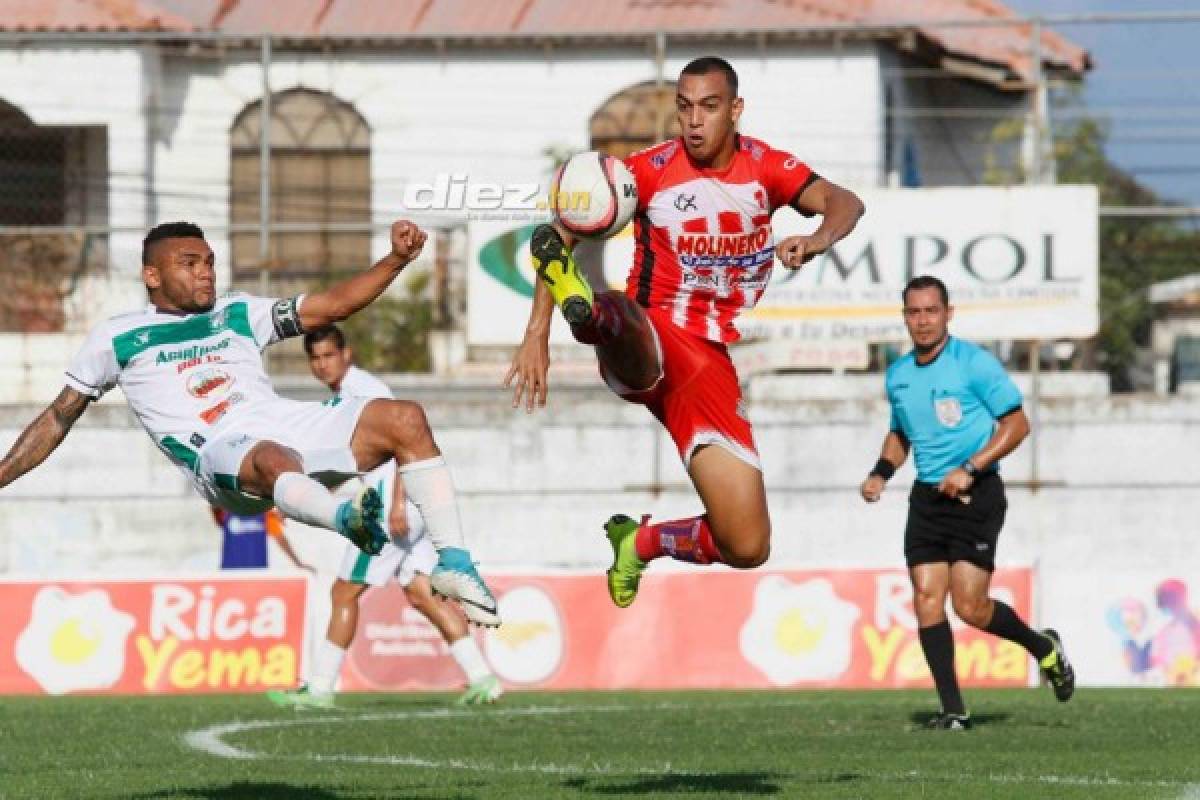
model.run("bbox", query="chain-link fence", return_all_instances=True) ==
[0,11,1195,385]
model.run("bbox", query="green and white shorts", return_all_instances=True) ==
[168,395,375,514]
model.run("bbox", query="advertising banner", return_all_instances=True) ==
[467,186,1098,349]
[0,577,307,695]
[339,568,1033,691]
[1057,572,1200,687]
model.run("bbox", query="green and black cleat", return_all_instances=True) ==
[925,712,972,731]
[1040,628,1076,702]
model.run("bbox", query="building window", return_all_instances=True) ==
[230,89,371,287]
[589,81,680,158]
[0,98,107,332]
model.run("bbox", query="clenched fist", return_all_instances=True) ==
[390,220,428,264]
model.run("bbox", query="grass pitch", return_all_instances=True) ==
[1,689,1197,799]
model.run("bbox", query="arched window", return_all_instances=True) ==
[230,89,370,284]
[589,81,680,158]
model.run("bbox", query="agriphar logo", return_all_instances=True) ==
[475,222,634,301]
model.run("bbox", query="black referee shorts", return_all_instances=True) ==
[904,472,1007,571]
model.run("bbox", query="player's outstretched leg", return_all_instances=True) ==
[603,447,770,609]
[530,223,594,327]
[603,514,648,608]
[240,442,387,556]
[353,401,501,627]
[430,549,499,628]
[530,223,647,354]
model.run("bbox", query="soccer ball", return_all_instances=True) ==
[550,151,637,239]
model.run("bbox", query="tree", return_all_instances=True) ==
[987,103,1200,390]
[1054,116,1200,390]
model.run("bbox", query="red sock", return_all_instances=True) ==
[634,515,724,564]
[570,294,622,345]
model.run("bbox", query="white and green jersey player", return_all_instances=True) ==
[0,220,499,628]
[65,292,369,510]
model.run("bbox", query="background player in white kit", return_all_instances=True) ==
[268,326,501,708]
[0,220,498,627]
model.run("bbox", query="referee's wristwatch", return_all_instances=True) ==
[961,459,980,478]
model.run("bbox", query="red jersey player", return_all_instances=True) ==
[506,57,865,607]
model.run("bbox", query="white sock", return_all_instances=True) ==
[448,635,492,684]
[398,456,465,550]
[309,639,346,695]
[274,472,342,531]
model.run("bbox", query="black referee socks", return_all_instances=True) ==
[918,621,966,716]
[984,600,1054,661]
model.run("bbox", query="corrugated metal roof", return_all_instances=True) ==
[0,0,1088,83]
[0,0,195,32]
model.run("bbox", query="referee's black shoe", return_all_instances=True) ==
[926,712,972,731]
[1040,628,1076,702]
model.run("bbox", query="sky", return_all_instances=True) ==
[1004,0,1200,205]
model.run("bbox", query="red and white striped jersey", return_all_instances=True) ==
[623,135,817,343]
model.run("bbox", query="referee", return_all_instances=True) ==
[860,275,1074,730]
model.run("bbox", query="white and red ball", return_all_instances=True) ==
[550,151,638,239]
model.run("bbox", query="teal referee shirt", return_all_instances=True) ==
[885,336,1023,484]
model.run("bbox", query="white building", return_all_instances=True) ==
[0,0,1086,394]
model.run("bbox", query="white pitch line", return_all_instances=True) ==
[181,702,1199,788]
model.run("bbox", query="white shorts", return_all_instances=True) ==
[337,463,437,587]
[190,395,375,514]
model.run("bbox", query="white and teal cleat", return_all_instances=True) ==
[430,547,501,628]
[335,484,387,556]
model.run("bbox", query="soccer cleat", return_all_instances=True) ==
[335,484,387,556]
[455,675,504,706]
[430,547,501,627]
[1040,628,1076,702]
[604,514,647,609]
[265,685,335,711]
[925,712,972,730]
[530,223,594,327]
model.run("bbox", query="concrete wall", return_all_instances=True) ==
[2,374,1196,684]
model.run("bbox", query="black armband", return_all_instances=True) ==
[271,296,305,339]
[870,458,896,482]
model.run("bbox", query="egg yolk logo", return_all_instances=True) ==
[739,576,860,685]
[484,586,563,685]
[16,588,135,695]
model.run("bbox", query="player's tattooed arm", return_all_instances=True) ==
[777,178,866,269]
[298,219,428,330]
[0,387,92,488]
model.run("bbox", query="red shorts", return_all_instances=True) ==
[600,306,760,469]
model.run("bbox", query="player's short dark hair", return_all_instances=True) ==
[680,56,738,96]
[903,275,949,307]
[142,221,205,266]
[303,324,346,355]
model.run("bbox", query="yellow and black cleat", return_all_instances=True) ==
[530,224,594,327]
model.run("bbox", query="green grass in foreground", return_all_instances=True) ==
[1,688,1197,799]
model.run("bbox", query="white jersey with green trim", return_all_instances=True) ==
[64,292,306,455]
[337,365,391,402]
